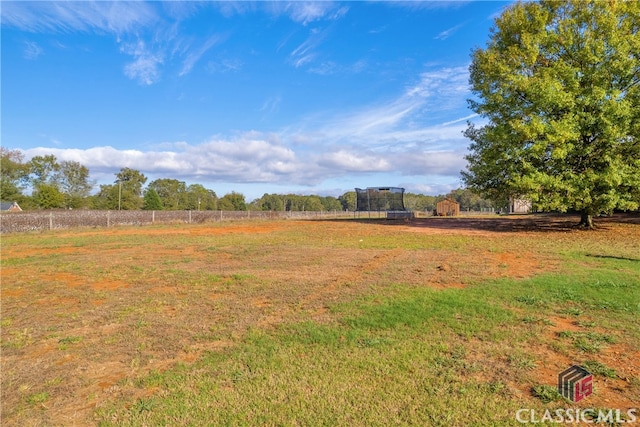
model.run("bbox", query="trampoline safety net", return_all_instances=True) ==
[355,187,406,211]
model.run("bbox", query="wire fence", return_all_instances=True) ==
[0,210,351,233]
[0,209,498,234]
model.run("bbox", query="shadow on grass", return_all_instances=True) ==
[586,254,640,263]
[322,213,640,234]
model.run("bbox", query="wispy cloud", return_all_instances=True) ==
[206,58,243,74]
[289,28,328,68]
[1,1,158,35]
[179,34,224,77]
[2,1,352,83]
[23,41,43,60]
[309,59,367,75]
[267,2,348,25]
[310,65,470,145]
[121,40,164,85]
[1,2,223,85]
[435,23,465,40]
[261,96,282,114]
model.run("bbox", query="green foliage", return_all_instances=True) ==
[319,195,343,211]
[28,154,60,186]
[147,178,186,210]
[116,168,147,196]
[338,191,356,211]
[184,184,217,210]
[56,160,94,208]
[0,148,29,200]
[464,0,640,223]
[253,193,344,212]
[142,188,163,210]
[93,168,148,210]
[446,188,494,211]
[218,191,247,211]
[403,193,440,212]
[254,193,285,211]
[33,183,65,209]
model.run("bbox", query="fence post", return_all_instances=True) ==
[49,212,53,230]
[107,211,110,227]
[152,210,155,223]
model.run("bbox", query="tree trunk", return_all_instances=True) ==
[578,211,594,229]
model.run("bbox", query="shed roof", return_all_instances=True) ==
[0,201,22,211]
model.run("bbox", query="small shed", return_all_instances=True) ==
[509,198,532,214]
[436,199,459,216]
[0,201,22,212]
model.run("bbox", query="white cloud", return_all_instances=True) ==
[319,150,392,172]
[121,40,163,85]
[21,120,468,190]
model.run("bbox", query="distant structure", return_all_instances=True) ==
[0,201,22,212]
[509,198,532,214]
[355,187,406,212]
[436,199,460,216]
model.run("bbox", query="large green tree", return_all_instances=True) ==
[147,178,187,210]
[115,168,147,210]
[28,154,60,187]
[338,192,356,212]
[184,184,217,210]
[255,193,285,211]
[463,0,640,228]
[218,192,247,211]
[55,161,94,209]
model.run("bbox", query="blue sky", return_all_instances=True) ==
[2,1,509,201]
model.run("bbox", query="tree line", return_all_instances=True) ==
[0,149,493,212]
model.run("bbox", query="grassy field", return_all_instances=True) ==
[1,215,639,426]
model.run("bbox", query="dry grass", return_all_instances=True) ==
[1,215,639,426]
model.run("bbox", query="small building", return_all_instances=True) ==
[436,199,460,216]
[509,198,532,214]
[0,201,22,212]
